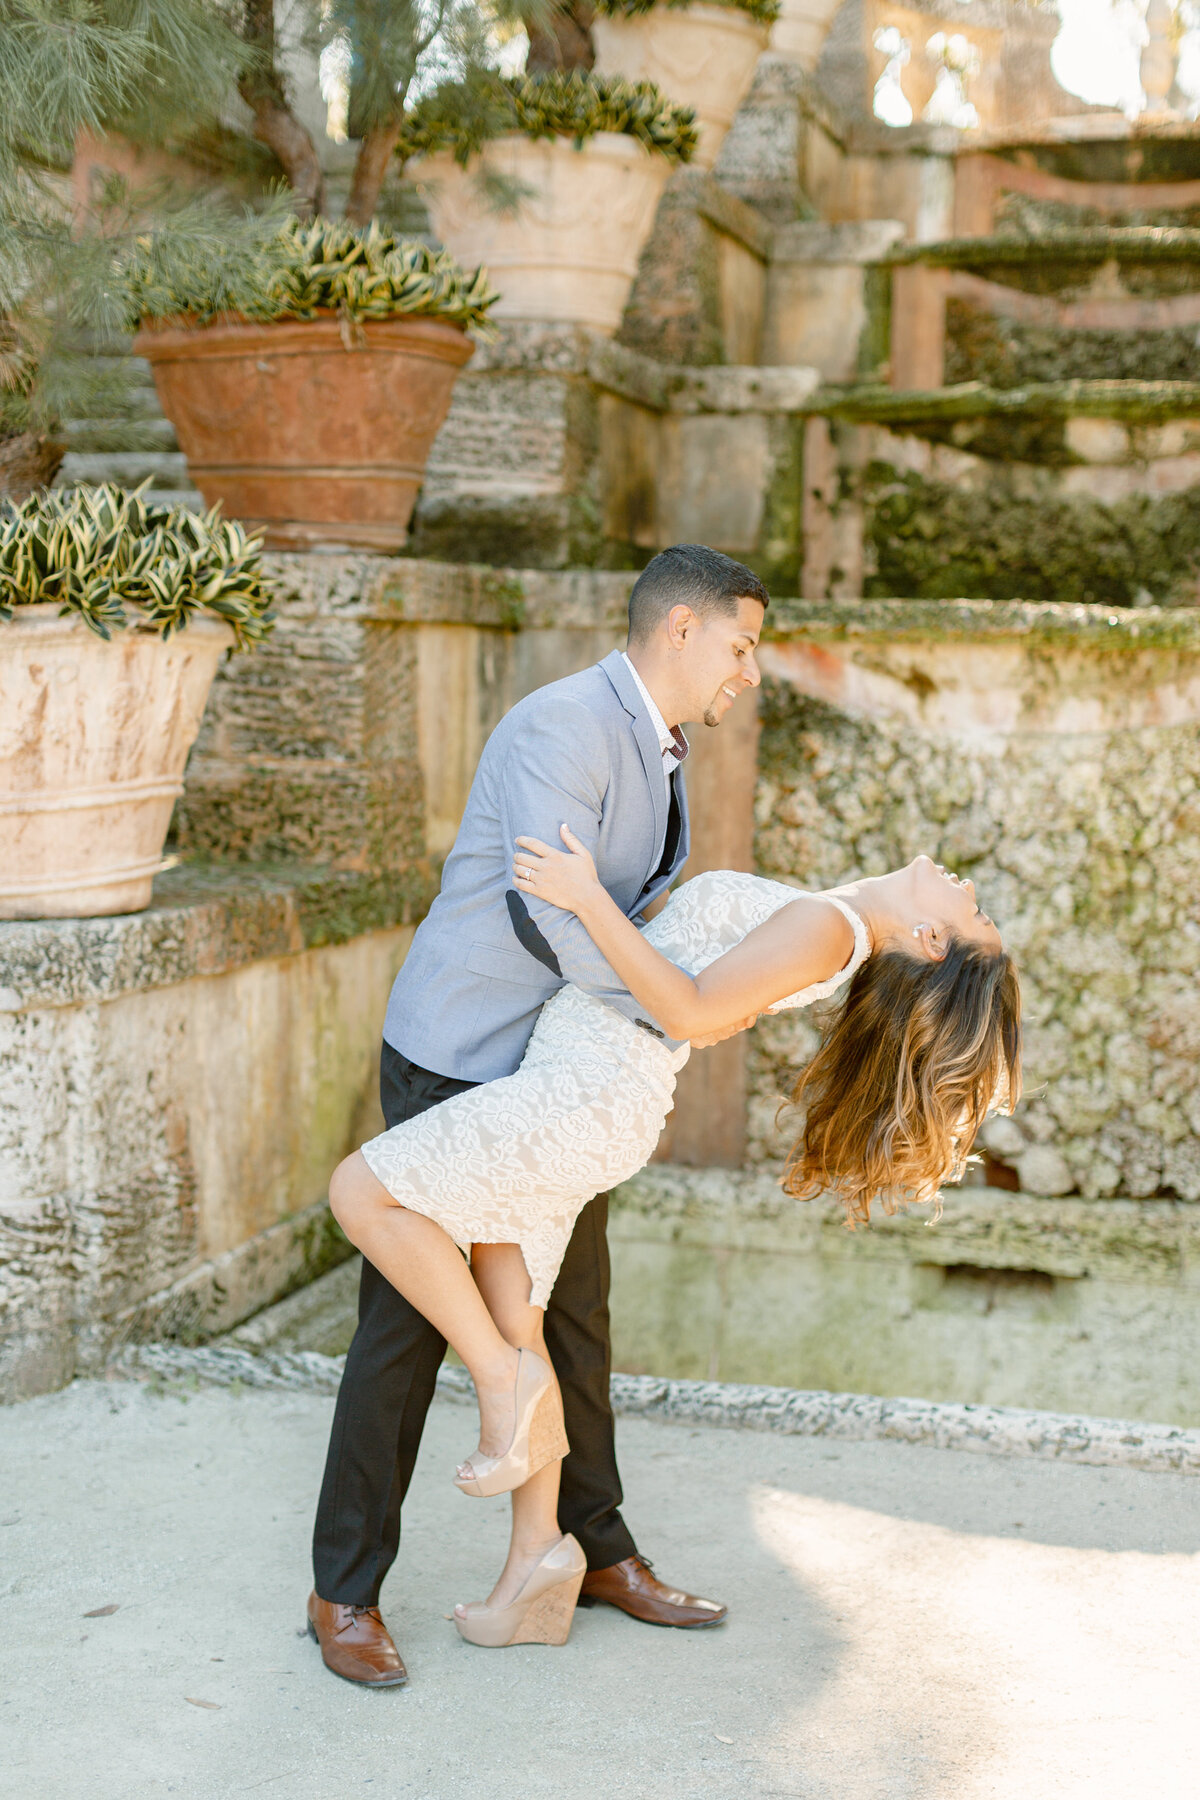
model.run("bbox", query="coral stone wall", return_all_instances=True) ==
[743,603,1200,1210]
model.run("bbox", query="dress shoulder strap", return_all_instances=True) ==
[763,894,872,1015]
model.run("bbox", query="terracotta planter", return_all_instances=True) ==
[413,133,671,334]
[134,315,474,552]
[592,5,769,170]
[0,608,233,919]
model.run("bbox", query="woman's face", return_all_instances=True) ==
[908,855,1003,953]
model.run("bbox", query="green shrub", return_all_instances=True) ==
[397,69,699,168]
[594,0,780,26]
[126,216,497,331]
[0,483,275,647]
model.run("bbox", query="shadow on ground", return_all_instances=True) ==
[2,1375,1198,1800]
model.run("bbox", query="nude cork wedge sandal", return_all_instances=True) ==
[454,1535,587,1648]
[454,1347,570,1498]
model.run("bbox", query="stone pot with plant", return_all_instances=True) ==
[591,0,778,170]
[0,482,273,920]
[401,70,698,335]
[129,218,496,552]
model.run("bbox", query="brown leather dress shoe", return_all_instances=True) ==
[579,1556,727,1629]
[306,1592,410,1687]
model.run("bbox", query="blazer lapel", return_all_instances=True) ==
[599,650,669,863]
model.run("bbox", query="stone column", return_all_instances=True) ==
[889,262,948,389]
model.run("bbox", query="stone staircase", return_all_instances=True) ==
[53,337,204,511]
[798,129,1200,606]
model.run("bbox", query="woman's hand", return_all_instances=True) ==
[512,825,603,916]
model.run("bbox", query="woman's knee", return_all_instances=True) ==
[328,1151,375,1237]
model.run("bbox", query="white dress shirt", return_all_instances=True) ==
[621,653,688,793]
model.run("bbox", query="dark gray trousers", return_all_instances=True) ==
[311,1041,637,1605]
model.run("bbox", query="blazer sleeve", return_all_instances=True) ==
[495,699,662,1031]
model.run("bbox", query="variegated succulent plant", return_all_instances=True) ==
[397,69,700,168]
[593,0,781,23]
[0,482,275,649]
[126,217,497,333]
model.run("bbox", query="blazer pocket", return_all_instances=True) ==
[464,940,553,988]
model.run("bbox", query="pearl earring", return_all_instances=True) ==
[912,925,922,938]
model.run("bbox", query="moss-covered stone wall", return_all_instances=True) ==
[994,190,1200,237]
[993,139,1200,186]
[862,466,1200,606]
[746,661,1200,1208]
[944,297,1200,388]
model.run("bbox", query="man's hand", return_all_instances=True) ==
[689,1014,759,1049]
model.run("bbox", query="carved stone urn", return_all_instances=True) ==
[592,4,770,170]
[413,133,672,334]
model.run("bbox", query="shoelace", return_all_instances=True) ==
[337,1604,383,1633]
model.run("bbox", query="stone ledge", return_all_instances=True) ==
[890,229,1200,267]
[764,595,1200,650]
[250,557,1200,643]
[263,557,1200,647]
[260,551,633,629]
[0,861,428,1013]
[589,340,821,415]
[774,220,906,265]
[692,173,774,262]
[109,1343,1200,1475]
[816,379,1200,424]
[612,1165,1200,1283]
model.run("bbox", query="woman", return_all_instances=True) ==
[329,846,1021,1648]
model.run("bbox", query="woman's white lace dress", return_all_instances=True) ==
[360,870,869,1306]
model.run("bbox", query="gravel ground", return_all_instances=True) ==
[2,1377,1198,1800]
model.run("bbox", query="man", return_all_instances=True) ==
[308,543,768,1685]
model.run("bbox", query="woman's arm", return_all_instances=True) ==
[513,827,855,1040]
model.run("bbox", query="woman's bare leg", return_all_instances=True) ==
[466,1242,567,1611]
[328,1152,519,1457]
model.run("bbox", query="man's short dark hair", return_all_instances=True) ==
[627,544,769,645]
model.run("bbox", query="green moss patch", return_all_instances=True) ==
[944,298,1200,389]
[995,190,1200,237]
[821,379,1200,429]
[889,231,1200,299]
[863,469,1200,606]
[994,138,1200,186]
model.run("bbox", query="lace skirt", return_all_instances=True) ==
[360,987,688,1307]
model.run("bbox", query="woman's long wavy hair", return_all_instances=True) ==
[782,935,1022,1225]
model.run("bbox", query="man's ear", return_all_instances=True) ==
[666,603,695,647]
